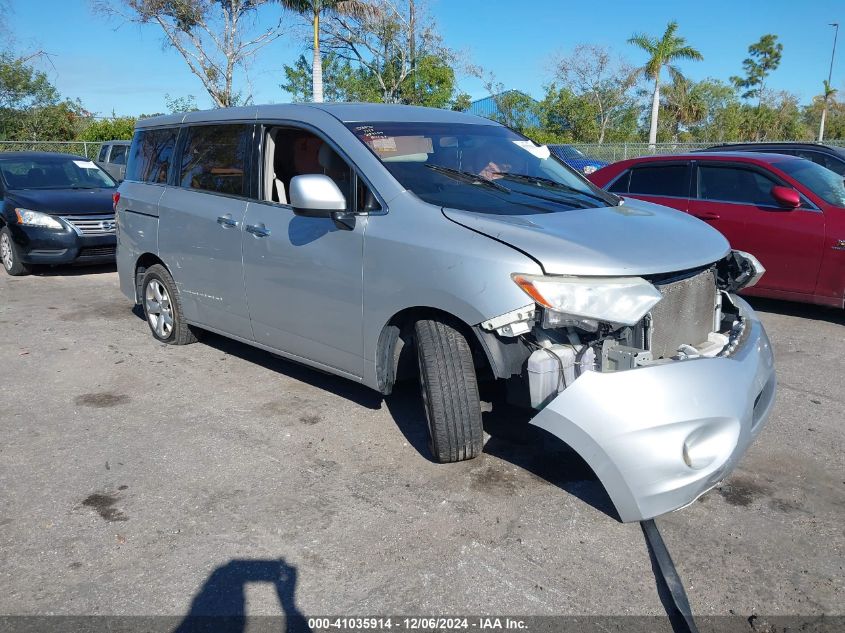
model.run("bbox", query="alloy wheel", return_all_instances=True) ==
[145,279,174,339]
[0,233,13,271]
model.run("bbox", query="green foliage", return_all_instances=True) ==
[628,21,703,82]
[78,116,137,142]
[281,53,381,102]
[165,94,199,113]
[731,34,783,102]
[282,51,466,109]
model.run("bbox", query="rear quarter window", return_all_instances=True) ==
[126,128,179,184]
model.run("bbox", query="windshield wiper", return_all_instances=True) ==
[425,164,510,192]
[493,171,619,205]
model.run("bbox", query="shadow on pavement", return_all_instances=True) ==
[198,331,383,411]
[745,296,844,325]
[172,559,311,633]
[31,263,117,277]
[385,381,619,521]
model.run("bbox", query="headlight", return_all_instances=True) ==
[15,208,63,229]
[732,250,765,289]
[511,273,663,327]
[582,165,597,175]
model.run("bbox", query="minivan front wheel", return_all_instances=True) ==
[414,318,484,463]
[141,264,197,345]
[1,227,30,276]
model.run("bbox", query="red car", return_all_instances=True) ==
[588,152,845,308]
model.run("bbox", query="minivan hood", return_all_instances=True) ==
[443,198,730,276]
[5,188,115,215]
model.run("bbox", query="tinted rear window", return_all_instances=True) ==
[627,164,689,197]
[110,144,128,165]
[126,128,178,184]
[179,125,251,196]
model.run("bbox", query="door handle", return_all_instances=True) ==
[245,223,271,237]
[217,214,239,228]
[692,211,720,220]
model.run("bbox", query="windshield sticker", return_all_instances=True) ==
[364,134,433,159]
[73,160,98,169]
[512,140,551,160]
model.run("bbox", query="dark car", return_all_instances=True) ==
[0,152,118,276]
[588,152,845,309]
[702,142,845,176]
[548,144,608,175]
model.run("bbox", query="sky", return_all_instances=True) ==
[6,0,845,117]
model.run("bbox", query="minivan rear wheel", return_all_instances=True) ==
[414,318,484,463]
[141,264,198,345]
[1,227,30,276]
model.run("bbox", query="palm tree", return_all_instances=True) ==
[279,0,375,103]
[628,21,703,147]
[661,75,707,141]
[818,79,838,141]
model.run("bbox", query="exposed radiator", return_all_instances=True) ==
[649,269,717,359]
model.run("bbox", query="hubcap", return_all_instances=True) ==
[1,234,12,271]
[145,279,174,339]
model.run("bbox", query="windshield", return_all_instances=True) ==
[0,156,116,190]
[777,158,845,207]
[346,122,617,214]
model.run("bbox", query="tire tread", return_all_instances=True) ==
[415,318,483,463]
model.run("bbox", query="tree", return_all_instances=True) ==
[79,116,137,141]
[818,79,837,141]
[96,0,284,108]
[0,52,88,140]
[165,93,200,113]
[550,44,638,143]
[281,52,380,101]
[731,34,783,106]
[277,0,375,103]
[320,0,462,105]
[658,75,707,141]
[628,20,703,147]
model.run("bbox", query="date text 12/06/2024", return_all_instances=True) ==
[308,617,528,630]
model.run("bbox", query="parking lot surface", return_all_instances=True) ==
[0,267,842,621]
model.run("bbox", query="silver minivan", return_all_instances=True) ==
[115,104,776,522]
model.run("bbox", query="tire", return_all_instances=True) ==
[141,264,197,345]
[414,318,484,463]
[0,227,31,276]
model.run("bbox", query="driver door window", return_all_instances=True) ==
[264,128,358,209]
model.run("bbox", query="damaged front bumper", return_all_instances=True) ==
[529,296,776,522]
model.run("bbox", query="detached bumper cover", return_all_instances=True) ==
[530,296,776,522]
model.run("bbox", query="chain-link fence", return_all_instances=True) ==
[0,141,101,159]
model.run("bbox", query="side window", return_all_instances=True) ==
[125,128,178,184]
[607,170,631,193]
[698,165,778,205]
[110,144,128,165]
[98,145,109,162]
[628,164,690,197]
[796,150,845,176]
[265,128,353,209]
[179,125,251,196]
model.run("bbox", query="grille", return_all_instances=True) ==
[649,268,717,359]
[60,214,116,235]
[77,246,116,259]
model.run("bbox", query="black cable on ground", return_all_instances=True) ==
[641,519,700,633]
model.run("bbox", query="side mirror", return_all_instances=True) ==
[770,185,801,209]
[289,174,347,218]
